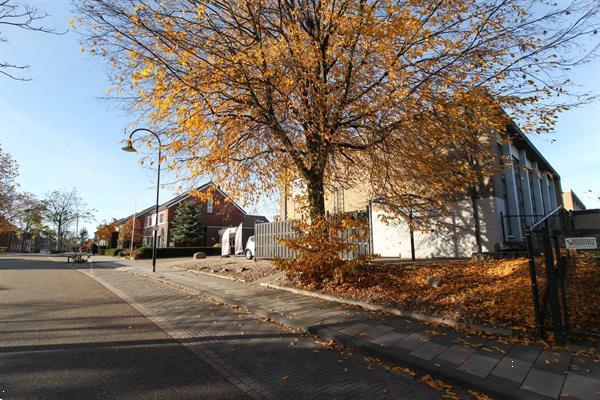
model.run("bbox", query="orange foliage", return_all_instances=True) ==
[76,0,599,220]
[288,256,599,336]
[118,218,143,244]
[96,220,117,241]
[275,217,371,286]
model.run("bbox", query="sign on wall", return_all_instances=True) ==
[565,237,598,250]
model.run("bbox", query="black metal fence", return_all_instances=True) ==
[525,207,600,343]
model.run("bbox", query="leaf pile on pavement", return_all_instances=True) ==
[286,255,600,336]
[564,253,600,335]
[178,258,277,282]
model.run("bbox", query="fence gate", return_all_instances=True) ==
[525,207,600,343]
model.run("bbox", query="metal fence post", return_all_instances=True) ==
[543,220,564,344]
[525,228,544,338]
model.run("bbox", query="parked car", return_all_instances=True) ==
[245,236,255,259]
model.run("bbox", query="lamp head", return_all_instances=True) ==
[121,138,137,153]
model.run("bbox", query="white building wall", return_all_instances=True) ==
[371,197,503,258]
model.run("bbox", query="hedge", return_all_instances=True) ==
[132,246,221,259]
[104,248,123,257]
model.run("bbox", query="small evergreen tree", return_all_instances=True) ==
[171,201,204,245]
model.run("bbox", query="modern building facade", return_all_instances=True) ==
[280,121,564,258]
[562,189,586,211]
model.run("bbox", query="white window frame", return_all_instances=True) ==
[207,199,213,213]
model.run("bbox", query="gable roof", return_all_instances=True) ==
[114,182,248,224]
[114,204,155,225]
[157,182,212,211]
[157,182,247,214]
[243,214,269,228]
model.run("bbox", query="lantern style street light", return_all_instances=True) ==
[121,128,162,273]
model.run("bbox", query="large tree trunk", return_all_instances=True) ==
[306,171,326,220]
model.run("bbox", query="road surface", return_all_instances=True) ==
[0,255,454,399]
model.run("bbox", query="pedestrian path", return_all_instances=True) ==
[89,257,600,400]
[76,260,450,400]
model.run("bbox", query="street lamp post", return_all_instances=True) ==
[121,128,162,273]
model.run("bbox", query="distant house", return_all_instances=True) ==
[115,182,267,249]
[562,189,586,211]
[280,120,564,258]
[115,205,155,249]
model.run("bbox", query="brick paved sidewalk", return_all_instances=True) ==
[72,261,455,400]
[87,257,600,400]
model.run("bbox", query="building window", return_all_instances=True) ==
[146,216,152,227]
[333,188,345,214]
[207,199,213,213]
[513,156,526,215]
[159,213,164,224]
[529,173,537,216]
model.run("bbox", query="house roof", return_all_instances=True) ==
[506,120,560,179]
[114,204,155,225]
[114,181,248,223]
[157,182,212,211]
[243,214,269,228]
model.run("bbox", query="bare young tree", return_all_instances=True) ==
[0,0,59,80]
[43,188,93,251]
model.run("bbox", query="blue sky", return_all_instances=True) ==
[0,1,598,235]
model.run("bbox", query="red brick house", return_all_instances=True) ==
[126,182,265,248]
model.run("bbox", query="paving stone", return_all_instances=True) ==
[490,357,532,384]
[427,330,468,348]
[384,318,426,334]
[457,354,500,378]
[437,345,477,366]
[534,349,572,375]
[562,373,600,400]
[477,339,513,360]
[507,344,543,363]
[363,325,395,340]
[570,355,600,377]
[369,332,407,347]
[521,368,565,399]
[338,323,372,336]
[393,333,431,351]
[409,342,448,361]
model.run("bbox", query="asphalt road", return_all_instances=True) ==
[0,256,248,400]
[0,256,454,400]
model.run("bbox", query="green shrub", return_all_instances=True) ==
[132,246,221,259]
[104,248,123,257]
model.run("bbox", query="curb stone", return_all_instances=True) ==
[118,265,552,400]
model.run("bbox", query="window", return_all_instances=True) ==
[513,156,526,215]
[333,188,344,214]
[529,173,537,215]
[207,199,213,213]
[146,216,152,227]
[159,213,164,224]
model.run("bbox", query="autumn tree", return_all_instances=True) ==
[43,188,93,251]
[0,143,34,231]
[0,0,60,80]
[118,217,143,246]
[75,0,598,224]
[14,199,52,251]
[96,219,118,243]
